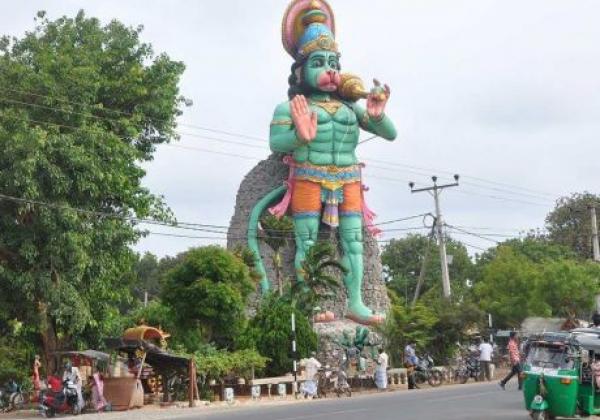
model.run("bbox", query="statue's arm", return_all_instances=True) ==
[269,102,299,153]
[353,104,397,141]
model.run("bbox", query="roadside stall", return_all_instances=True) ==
[104,325,197,410]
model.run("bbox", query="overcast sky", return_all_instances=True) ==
[3,0,600,256]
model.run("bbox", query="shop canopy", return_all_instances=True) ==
[104,337,189,371]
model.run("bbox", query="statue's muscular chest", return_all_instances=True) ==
[308,101,359,149]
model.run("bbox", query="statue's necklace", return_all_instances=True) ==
[309,98,343,116]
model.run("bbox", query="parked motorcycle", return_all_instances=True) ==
[40,377,81,418]
[455,356,481,384]
[0,379,25,412]
[413,354,443,388]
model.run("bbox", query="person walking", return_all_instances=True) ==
[404,342,418,390]
[499,332,522,390]
[375,348,389,391]
[478,337,493,381]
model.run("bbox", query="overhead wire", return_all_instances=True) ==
[0,92,560,211]
[0,88,560,200]
[0,191,431,238]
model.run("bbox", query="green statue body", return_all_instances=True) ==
[248,0,397,325]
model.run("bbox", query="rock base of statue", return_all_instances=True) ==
[313,319,383,370]
[227,154,390,320]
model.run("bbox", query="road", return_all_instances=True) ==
[4,381,527,420]
[179,381,526,420]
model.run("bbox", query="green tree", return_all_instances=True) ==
[473,237,600,328]
[473,247,548,328]
[292,241,345,316]
[131,252,160,303]
[546,192,600,260]
[537,259,600,320]
[382,234,474,304]
[380,296,438,367]
[161,246,255,350]
[0,11,185,372]
[238,295,317,376]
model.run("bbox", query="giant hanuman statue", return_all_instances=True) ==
[228,0,397,326]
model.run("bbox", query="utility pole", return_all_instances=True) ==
[412,224,435,307]
[291,311,298,396]
[590,206,600,262]
[409,175,459,299]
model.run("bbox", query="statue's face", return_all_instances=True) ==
[303,50,341,93]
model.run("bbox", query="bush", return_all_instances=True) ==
[238,295,316,376]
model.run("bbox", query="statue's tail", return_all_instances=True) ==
[248,185,287,293]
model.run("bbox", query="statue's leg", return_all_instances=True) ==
[291,180,321,283]
[339,182,383,325]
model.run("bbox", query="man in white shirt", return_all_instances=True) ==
[62,361,84,410]
[302,353,322,398]
[375,348,389,390]
[478,337,494,381]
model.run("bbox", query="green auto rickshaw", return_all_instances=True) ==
[522,329,600,419]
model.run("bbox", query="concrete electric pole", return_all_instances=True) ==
[409,175,460,299]
[591,206,600,262]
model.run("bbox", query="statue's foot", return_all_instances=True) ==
[345,302,385,326]
[346,312,385,326]
[314,311,335,323]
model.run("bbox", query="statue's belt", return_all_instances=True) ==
[293,163,361,191]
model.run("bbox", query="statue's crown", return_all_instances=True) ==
[282,0,338,60]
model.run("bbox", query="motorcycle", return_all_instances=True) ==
[40,377,81,418]
[455,355,481,384]
[0,379,25,412]
[413,354,443,388]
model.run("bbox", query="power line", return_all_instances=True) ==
[366,161,554,203]
[0,89,562,200]
[445,224,501,244]
[458,240,490,252]
[0,88,269,143]
[0,102,557,208]
[363,156,556,199]
[0,191,430,238]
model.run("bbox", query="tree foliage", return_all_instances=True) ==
[238,295,317,377]
[474,244,600,328]
[291,241,345,316]
[545,192,600,260]
[379,297,438,367]
[382,234,474,303]
[161,246,255,350]
[0,10,185,371]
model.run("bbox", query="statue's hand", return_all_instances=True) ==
[366,79,390,120]
[291,95,317,143]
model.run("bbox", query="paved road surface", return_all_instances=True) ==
[179,381,526,420]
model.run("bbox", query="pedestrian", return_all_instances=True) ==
[90,373,109,412]
[32,355,42,393]
[375,348,389,391]
[404,342,418,390]
[302,352,321,398]
[499,332,522,390]
[478,337,493,381]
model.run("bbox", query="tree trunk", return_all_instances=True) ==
[39,302,59,375]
